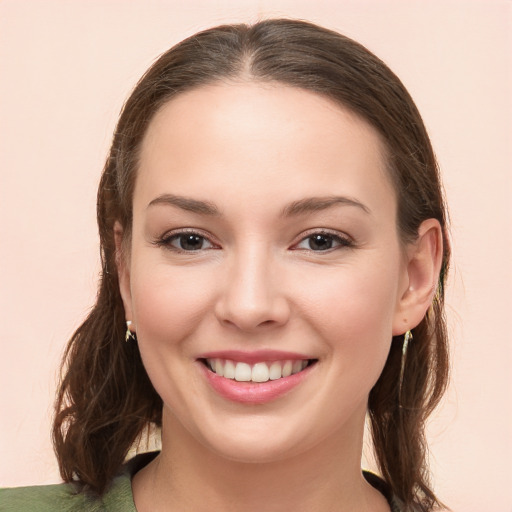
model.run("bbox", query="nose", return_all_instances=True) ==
[214,248,291,332]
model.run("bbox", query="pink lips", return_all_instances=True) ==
[197,350,315,405]
[199,349,311,364]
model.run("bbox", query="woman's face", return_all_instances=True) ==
[120,82,411,462]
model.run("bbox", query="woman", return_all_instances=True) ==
[2,19,449,512]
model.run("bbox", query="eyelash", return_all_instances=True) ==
[153,229,219,253]
[291,230,354,252]
[154,229,354,253]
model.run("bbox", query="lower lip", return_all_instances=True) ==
[199,363,314,404]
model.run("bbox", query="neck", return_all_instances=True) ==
[132,407,389,512]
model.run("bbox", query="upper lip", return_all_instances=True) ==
[197,350,313,365]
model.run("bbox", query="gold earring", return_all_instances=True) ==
[125,321,136,342]
[399,330,412,403]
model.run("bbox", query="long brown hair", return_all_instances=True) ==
[53,19,450,510]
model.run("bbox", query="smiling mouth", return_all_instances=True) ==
[201,358,317,383]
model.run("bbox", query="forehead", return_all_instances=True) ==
[136,82,395,215]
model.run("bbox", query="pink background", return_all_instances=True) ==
[1,1,511,511]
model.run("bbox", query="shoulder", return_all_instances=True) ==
[0,482,101,512]
[363,470,413,512]
[0,478,134,512]
[0,456,152,512]
[0,452,157,512]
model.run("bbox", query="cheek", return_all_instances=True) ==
[301,259,400,330]
[296,256,401,375]
[130,263,217,348]
[127,263,219,409]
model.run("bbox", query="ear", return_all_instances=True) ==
[392,218,443,335]
[114,221,134,323]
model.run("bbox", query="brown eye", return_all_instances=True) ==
[308,234,335,251]
[166,233,214,251]
[294,232,353,252]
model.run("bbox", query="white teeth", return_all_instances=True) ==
[282,360,293,377]
[224,360,235,379]
[269,361,282,380]
[206,358,310,382]
[214,358,224,377]
[292,360,302,374]
[251,363,270,382]
[234,362,252,382]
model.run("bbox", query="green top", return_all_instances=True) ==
[1,452,406,512]
[0,453,147,512]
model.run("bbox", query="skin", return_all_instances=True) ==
[117,82,443,512]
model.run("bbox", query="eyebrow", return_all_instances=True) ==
[147,194,370,217]
[281,196,371,217]
[147,194,221,216]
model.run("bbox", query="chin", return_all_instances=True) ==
[210,435,304,465]
[184,412,312,464]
